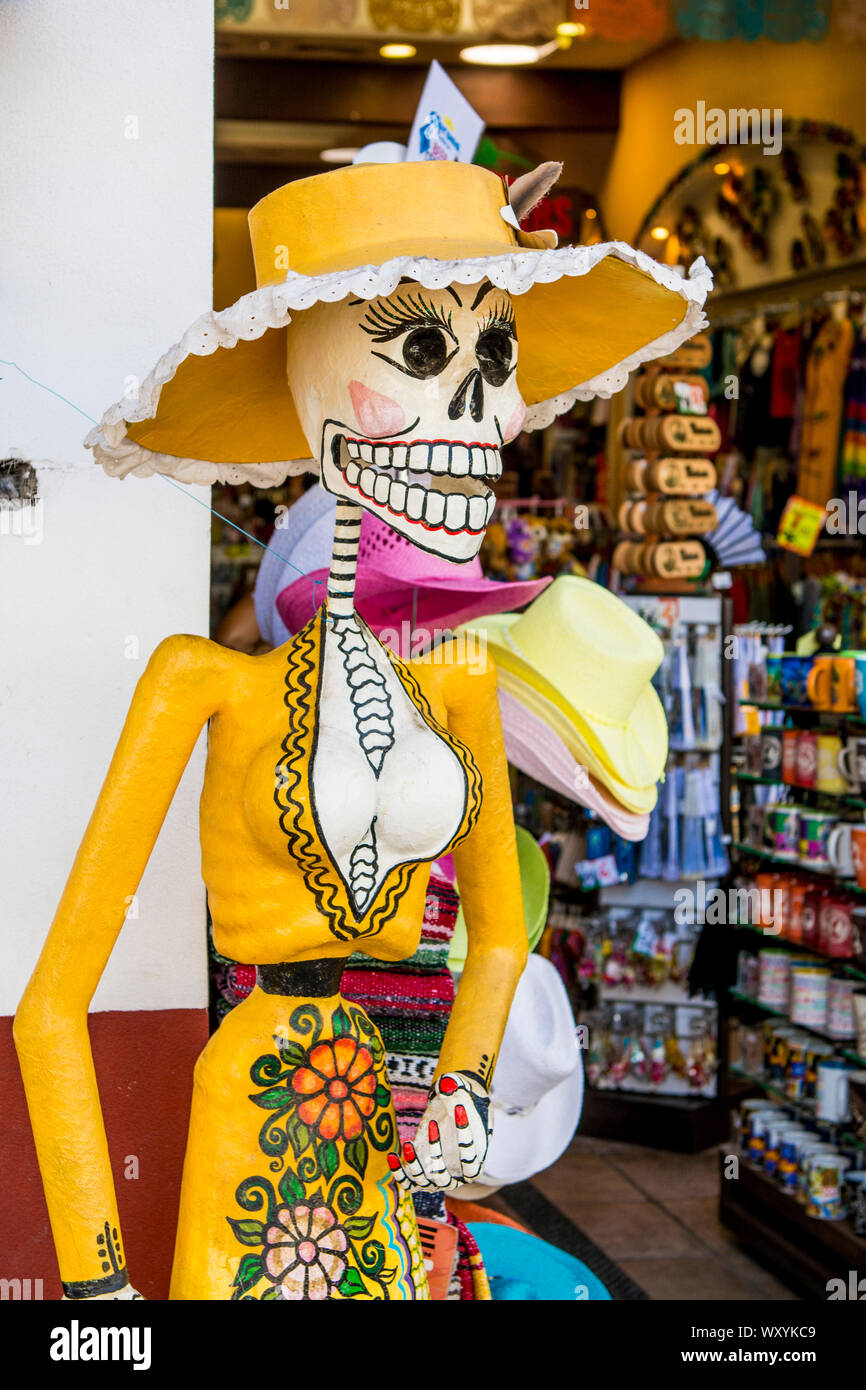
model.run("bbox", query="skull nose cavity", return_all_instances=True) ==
[448,368,484,423]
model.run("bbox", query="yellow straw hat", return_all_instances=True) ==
[462,575,668,810]
[85,161,711,486]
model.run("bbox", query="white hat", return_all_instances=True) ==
[453,954,584,1198]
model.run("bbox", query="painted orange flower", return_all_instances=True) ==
[291,1037,377,1141]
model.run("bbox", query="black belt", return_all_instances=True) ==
[256,957,346,997]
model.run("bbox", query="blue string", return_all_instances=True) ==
[1,358,316,583]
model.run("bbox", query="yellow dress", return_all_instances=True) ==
[172,612,480,1300]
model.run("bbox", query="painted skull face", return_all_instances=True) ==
[287,280,526,562]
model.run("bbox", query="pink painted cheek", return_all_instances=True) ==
[502,399,527,443]
[348,380,406,439]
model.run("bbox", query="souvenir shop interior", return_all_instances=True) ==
[201,3,866,1302]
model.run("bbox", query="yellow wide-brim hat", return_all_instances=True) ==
[461,575,668,812]
[85,161,711,487]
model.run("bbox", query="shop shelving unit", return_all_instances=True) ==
[579,593,736,1152]
[718,693,866,1287]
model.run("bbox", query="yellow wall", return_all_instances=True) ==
[603,33,866,243]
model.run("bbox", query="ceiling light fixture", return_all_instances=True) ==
[556,21,588,37]
[585,207,597,220]
[459,43,543,65]
[320,146,361,164]
[650,225,670,241]
[379,43,417,59]
[714,161,731,175]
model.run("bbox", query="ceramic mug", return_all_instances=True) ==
[828,823,866,881]
[830,655,858,712]
[838,736,866,795]
[804,1148,851,1220]
[844,1171,866,1236]
[781,729,799,784]
[798,808,837,867]
[807,655,836,711]
[855,654,866,721]
[760,728,785,779]
[795,730,818,789]
[817,732,847,795]
[781,653,813,707]
[766,653,783,704]
[766,804,800,859]
[817,895,855,957]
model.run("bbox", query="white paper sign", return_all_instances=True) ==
[407,61,484,164]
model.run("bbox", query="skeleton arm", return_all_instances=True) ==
[13,635,223,1297]
[389,657,528,1191]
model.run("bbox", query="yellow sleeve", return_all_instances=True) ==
[13,634,224,1296]
[437,658,528,1086]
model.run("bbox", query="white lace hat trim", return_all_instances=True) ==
[85,245,712,487]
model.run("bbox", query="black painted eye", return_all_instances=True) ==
[476,327,514,386]
[402,326,450,378]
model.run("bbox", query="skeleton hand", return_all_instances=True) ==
[388,1072,491,1192]
[63,1283,144,1300]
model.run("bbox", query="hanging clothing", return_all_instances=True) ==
[796,314,855,505]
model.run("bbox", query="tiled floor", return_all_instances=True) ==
[486,1136,799,1301]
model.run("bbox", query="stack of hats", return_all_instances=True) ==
[461,574,669,820]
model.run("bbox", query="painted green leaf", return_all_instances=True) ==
[337,1267,366,1298]
[227,1218,266,1247]
[278,1170,305,1204]
[261,1285,282,1300]
[331,1004,353,1040]
[344,1213,375,1240]
[250,1085,292,1110]
[285,1111,312,1158]
[277,1040,307,1068]
[380,1265,397,1285]
[320,1141,339,1182]
[233,1253,264,1293]
[344,1136,368,1179]
[374,1084,390,1109]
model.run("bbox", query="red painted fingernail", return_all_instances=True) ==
[403,1141,416,1161]
[439,1076,458,1095]
[428,1120,440,1143]
[387,1153,400,1171]
[455,1104,468,1128]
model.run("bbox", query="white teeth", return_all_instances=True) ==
[468,496,487,531]
[470,446,487,476]
[423,492,446,526]
[346,461,361,486]
[450,444,470,476]
[406,486,425,520]
[359,467,376,497]
[430,443,450,473]
[346,439,361,459]
[409,443,430,471]
[485,447,500,475]
[374,444,391,467]
[359,442,373,462]
[445,495,469,531]
[389,479,407,512]
[484,493,496,523]
[373,473,390,504]
[391,444,409,470]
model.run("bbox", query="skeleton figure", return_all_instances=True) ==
[15,153,709,1300]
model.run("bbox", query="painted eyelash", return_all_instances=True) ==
[360,292,454,343]
[477,301,516,335]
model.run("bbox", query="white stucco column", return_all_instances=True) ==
[0,1,214,1017]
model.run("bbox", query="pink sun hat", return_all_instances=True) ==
[275,496,550,656]
[497,690,650,841]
